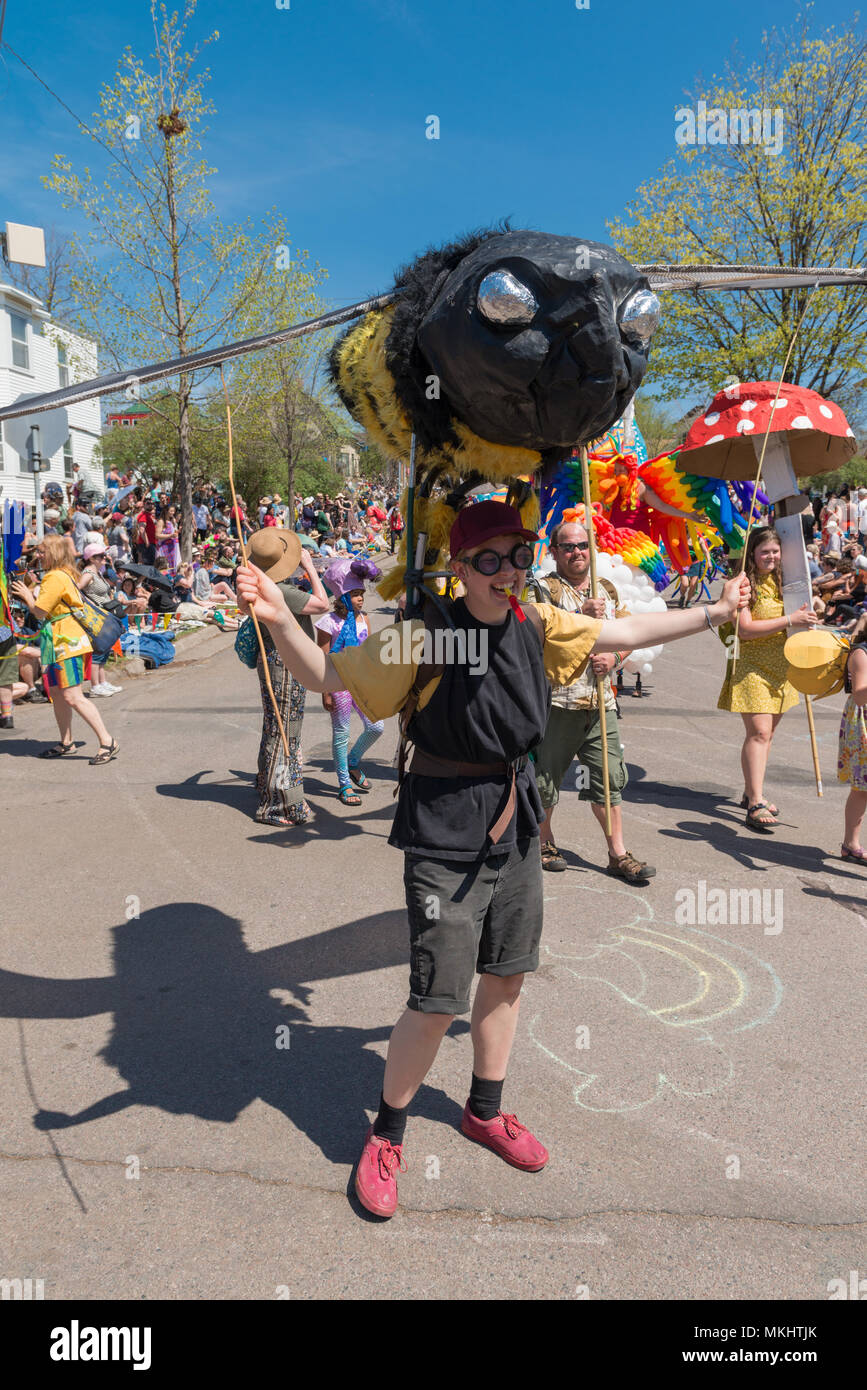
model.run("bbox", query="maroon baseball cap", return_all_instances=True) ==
[449,500,538,557]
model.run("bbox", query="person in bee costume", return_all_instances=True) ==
[237,228,753,1218]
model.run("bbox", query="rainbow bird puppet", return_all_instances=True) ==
[540,417,767,591]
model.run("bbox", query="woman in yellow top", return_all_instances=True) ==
[11,534,118,764]
[718,527,817,832]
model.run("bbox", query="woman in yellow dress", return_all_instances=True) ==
[718,527,818,832]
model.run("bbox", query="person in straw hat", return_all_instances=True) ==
[246,528,329,827]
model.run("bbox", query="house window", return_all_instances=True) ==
[63,436,74,479]
[58,341,70,387]
[122,418,131,427]
[10,311,29,370]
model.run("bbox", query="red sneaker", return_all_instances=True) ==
[354,1126,407,1218]
[460,1103,549,1172]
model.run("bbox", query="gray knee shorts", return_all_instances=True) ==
[403,839,543,1015]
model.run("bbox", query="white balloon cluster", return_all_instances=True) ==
[595,552,667,676]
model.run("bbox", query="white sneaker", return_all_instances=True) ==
[90,685,113,697]
[104,682,123,693]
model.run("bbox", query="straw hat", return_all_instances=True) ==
[246,528,302,582]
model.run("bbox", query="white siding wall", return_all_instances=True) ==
[0,285,102,511]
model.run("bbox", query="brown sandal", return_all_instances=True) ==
[607,850,656,884]
[39,741,75,758]
[541,841,567,872]
[740,794,779,816]
[89,739,119,766]
[745,802,776,833]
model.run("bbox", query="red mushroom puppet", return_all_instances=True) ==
[679,382,856,615]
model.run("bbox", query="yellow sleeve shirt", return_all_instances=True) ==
[330,606,601,722]
[36,570,92,659]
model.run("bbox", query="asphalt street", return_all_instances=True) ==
[1,607,865,1300]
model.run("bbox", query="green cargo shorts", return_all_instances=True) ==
[533,705,627,810]
[403,840,543,1014]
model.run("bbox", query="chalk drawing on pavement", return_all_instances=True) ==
[526,883,783,1114]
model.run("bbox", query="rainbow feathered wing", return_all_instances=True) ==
[540,425,764,589]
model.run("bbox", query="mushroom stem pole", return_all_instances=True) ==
[580,446,612,838]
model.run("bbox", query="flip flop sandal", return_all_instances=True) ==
[39,742,75,758]
[89,739,119,766]
[841,844,867,864]
[745,802,777,833]
[338,786,362,806]
[348,767,371,791]
[740,794,780,816]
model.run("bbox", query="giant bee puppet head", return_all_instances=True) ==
[329,226,660,596]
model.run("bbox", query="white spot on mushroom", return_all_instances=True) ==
[769,398,788,410]
[736,419,755,433]
[846,427,855,437]
[819,404,834,419]
[740,400,757,412]
[790,415,813,428]
[704,413,720,426]
[706,434,726,444]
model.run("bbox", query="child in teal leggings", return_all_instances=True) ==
[315,559,384,806]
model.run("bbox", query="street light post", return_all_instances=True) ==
[30,423,45,540]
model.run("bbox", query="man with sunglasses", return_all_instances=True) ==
[532,520,653,882]
[236,499,751,1218]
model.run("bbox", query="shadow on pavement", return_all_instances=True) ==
[156,764,397,844]
[620,764,858,880]
[2,904,468,1166]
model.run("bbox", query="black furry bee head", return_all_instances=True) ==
[330,226,659,480]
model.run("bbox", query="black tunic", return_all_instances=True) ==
[388,598,551,860]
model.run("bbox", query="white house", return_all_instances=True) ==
[0,283,102,509]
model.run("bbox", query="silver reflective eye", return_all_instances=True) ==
[619,289,661,347]
[477,270,539,326]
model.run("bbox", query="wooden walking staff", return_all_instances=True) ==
[220,365,290,764]
[804,695,823,797]
[579,445,612,837]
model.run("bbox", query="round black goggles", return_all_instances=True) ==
[467,542,534,576]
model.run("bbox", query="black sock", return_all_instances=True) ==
[469,1073,504,1121]
[373,1093,409,1146]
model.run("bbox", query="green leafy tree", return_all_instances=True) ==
[44,1,275,560]
[800,457,867,492]
[609,15,867,422]
[632,395,680,457]
[225,232,334,524]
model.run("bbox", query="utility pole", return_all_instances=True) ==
[29,424,46,540]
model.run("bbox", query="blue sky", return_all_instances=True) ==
[0,0,862,326]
